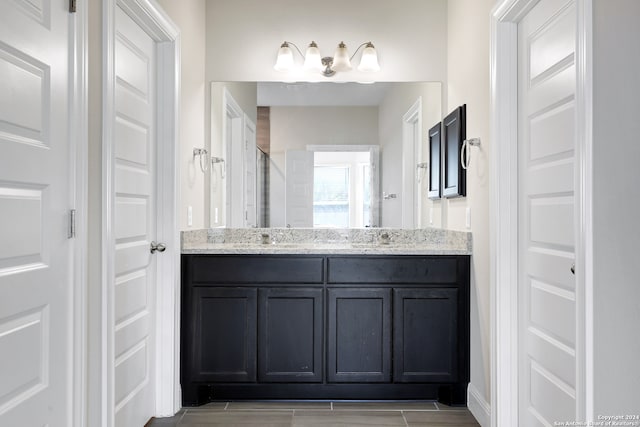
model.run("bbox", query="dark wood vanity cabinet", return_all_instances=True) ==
[181,254,469,406]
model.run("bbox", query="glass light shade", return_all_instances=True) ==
[274,43,294,72]
[331,41,352,72]
[357,43,380,72]
[303,42,323,71]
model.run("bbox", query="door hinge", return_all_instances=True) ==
[69,0,77,13]
[68,209,76,239]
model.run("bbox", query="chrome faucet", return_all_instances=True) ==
[379,232,391,245]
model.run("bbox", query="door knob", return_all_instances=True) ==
[571,263,575,275]
[150,241,166,254]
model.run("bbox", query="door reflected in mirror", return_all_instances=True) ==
[209,81,442,229]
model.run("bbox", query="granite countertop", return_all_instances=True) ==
[181,228,472,255]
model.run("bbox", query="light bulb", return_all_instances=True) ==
[274,42,294,72]
[357,42,380,72]
[303,41,323,71]
[331,41,352,72]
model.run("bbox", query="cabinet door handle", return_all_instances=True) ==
[571,263,575,275]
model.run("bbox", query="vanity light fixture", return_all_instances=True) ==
[274,40,380,77]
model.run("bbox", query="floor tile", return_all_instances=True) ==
[147,410,186,425]
[179,410,293,425]
[333,401,437,411]
[434,402,469,411]
[184,402,228,412]
[149,401,482,427]
[227,401,331,411]
[406,424,481,427]
[178,424,291,427]
[147,422,177,427]
[403,409,480,425]
[147,419,177,426]
[293,410,406,426]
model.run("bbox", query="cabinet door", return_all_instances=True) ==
[327,288,392,383]
[393,288,458,383]
[191,287,257,382]
[258,288,323,382]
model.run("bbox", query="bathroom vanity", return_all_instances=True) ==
[180,229,471,406]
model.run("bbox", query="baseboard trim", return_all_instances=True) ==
[468,383,491,427]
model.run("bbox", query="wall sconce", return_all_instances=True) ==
[274,40,380,77]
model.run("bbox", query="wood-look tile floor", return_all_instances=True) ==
[146,401,480,426]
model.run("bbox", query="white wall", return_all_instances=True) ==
[378,83,442,228]
[156,0,207,231]
[447,0,493,422]
[163,0,492,420]
[592,0,640,414]
[205,0,448,83]
[202,0,449,227]
[269,106,378,226]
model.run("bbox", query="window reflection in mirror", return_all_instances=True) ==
[313,151,373,228]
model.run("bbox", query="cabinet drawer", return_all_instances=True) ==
[187,255,324,284]
[327,256,459,284]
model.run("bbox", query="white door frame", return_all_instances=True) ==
[70,1,89,426]
[102,0,181,423]
[402,97,422,229]
[489,0,593,425]
[243,114,257,227]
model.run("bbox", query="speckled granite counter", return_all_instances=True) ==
[181,228,472,255]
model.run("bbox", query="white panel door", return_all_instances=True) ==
[402,101,421,229]
[285,150,314,228]
[223,89,244,228]
[244,116,257,227]
[518,0,577,425]
[113,6,157,426]
[0,1,73,426]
